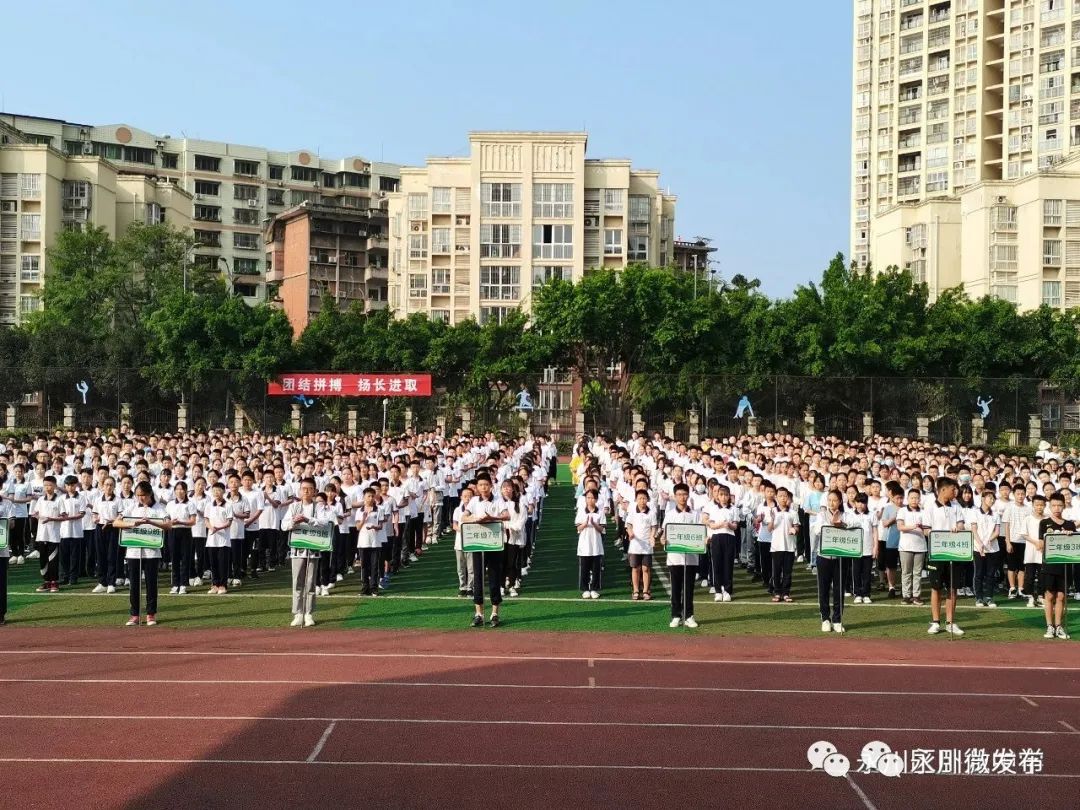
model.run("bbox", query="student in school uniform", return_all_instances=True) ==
[190,478,208,587]
[973,489,1001,608]
[661,482,699,627]
[576,488,605,600]
[703,484,738,602]
[224,473,247,586]
[203,483,232,595]
[755,482,777,595]
[1038,492,1075,639]
[462,474,506,627]
[3,464,33,565]
[58,475,85,587]
[113,481,172,626]
[355,487,383,597]
[238,470,265,579]
[0,487,9,623]
[91,476,121,594]
[78,471,98,581]
[926,478,965,636]
[280,477,328,627]
[811,489,848,631]
[770,487,800,606]
[896,488,929,606]
[500,479,528,597]
[166,481,196,595]
[625,489,657,601]
[259,470,284,572]
[452,486,476,596]
[1003,485,1031,599]
[1023,496,1047,609]
[849,492,877,604]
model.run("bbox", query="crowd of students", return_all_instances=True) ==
[570,432,1079,638]
[0,428,557,628]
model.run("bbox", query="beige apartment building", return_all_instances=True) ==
[852,0,1080,306]
[0,122,192,325]
[387,132,676,324]
[0,113,400,305]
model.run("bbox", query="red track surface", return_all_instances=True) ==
[1,628,1079,809]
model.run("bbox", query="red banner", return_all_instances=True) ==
[268,373,432,397]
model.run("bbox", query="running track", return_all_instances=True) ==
[1,628,1079,809]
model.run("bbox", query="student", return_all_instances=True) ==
[576,488,605,600]
[224,473,247,587]
[58,475,85,587]
[1038,492,1075,639]
[896,488,928,606]
[113,481,172,626]
[203,483,232,595]
[767,487,799,605]
[3,464,33,565]
[1023,496,1047,609]
[626,489,657,601]
[259,470,284,573]
[190,478,208,587]
[355,487,383,596]
[500,479,527,597]
[850,493,877,604]
[462,475,506,627]
[452,487,476,597]
[755,482,776,595]
[926,478,965,636]
[0,486,8,623]
[91,476,121,594]
[33,476,63,593]
[166,481,196,595]
[878,483,902,598]
[703,484,738,602]
[238,471,264,579]
[78,471,97,582]
[281,477,327,627]
[812,489,847,632]
[1003,485,1031,599]
[973,489,1001,608]
[661,482,699,627]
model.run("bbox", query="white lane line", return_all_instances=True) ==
[306,721,336,762]
[845,774,878,810]
[2,649,1078,672]
[1022,696,1039,707]
[0,713,1074,736]
[1059,720,1080,733]
[588,677,595,688]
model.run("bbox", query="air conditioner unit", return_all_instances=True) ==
[1024,24,1033,31]
[247,199,259,207]
[585,216,599,227]
[0,201,16,212]
[328,255,337,263]
[997,196,1008,204]
[81,143,93,155]
[377,191,387,198]
[194,194,204,201]
[954,137,964,145]
[411,224,421,231]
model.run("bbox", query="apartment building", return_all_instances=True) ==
[264,201,389,336]
[0,123,191,325]
[387,132,676,324]
[0,113,400,303]
[851,0,1080,281]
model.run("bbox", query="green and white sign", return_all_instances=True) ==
[461,522,504,553]
[666,522,707,554]
[1044,532,1080,565]
[820,526,863,559]
[119,524,164,549]
[289,522,333,552]
[929,530,973,563]
[0,518,8,551]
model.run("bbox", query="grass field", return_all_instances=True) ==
[2,467,1068,640]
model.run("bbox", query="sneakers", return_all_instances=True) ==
[589,591,600,599]
[669,617,681,628]
[145,614,157,627]
[795,555,805,563]
[722,590,732,603]
[821,620,832,633]
[409,554,419,563]
[853,596,863,604]
[335,574,344,583]
[1056,625,1069,640]
[714,592,723,602]
[472,614,483,628]
[169,587,179,595]
[92,584,106,594]
[26,549,39,560]
[106,585,116,594]
[509,588,519,598]
[1008,588,1018,600]
[928,621,941,635]
[1027,596,1036,608]
[303,614,315,627]
[178,586,187,595]
[945,622,964,636]
[1045,625,1057,639]
[489,613,500,627]
[984,600,997,608]
[684,616,698,628]
[862,596,872,604]
[290,614,303,627]
[126,616,139,626]
[709,586,716,595]
[48,583,59,593]
[582,591,591,600]
[15,555,24,565]
[833,624,845,634]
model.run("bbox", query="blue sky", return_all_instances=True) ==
[1,0,852,296]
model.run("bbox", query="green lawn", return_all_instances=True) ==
[1,467,1066,640]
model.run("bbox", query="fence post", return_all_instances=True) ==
[804,406,815,438]
[348,407,359,435]
[632,410,644,434]
[574,410,585,436]
[5,403,14,430]
[663,419,675,438]
[916,414,929,441]
[862,411,874,440]
[460,406,472,434]
[234,404,246,434]
[120,402,132,428]
[63,403,74,429]
[971,415,987,446]
[747,415,759,436]
[177,403,188,432]
[291,403,302,434]
[1028,413,1042,447]
[688,407,700,444]
[404,406,414,433]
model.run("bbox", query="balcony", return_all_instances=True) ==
[366,236,389,252]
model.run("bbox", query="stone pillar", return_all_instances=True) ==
[1028,413,1042,446]
[916,414,929,441]
[348,407,358,435]
[688,409,700,445]
[404,406,414,433]
[291,403,302,433]
[120,402,132,427]
[862,411,874,440]
[233,404,246,434]
[177,403,188,432]
[971,415,986,446]
[1003,428,1020,448]
[435,414,446,434]
[747,416,759,436]
[632,410,644,434]
[574,410,585,436]
[63,403,74,429]
[663,420,675,438]
[460,406,472,434]
[5,403,16,430]
[804,406,815,438]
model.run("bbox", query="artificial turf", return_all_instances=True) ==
[1,467,1067,641]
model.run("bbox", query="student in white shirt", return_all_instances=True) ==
[925,478,966,636]
[281,477,329,626]
[500,479,528,597]
[1023,496,1047,609]
[662,483,700,627]
[91,476,121,594]
[203,483,233,595]
[462,475,507,627]
[575,489,605,599]
[166,481,196,595]
[1003,487,1031,599]
[0,485,9,623]
[113,481,172,626]
[625,489,657,601]
[703,484,739,602]
[896,489,928,605]
[190,478,208,587]
[849,492,877,604]
[3,464,33,564]
[58,475,86,587]
[973,489,1001,608]
[770,487,801,605]
[355,487,384,596]
[452,487,476,597]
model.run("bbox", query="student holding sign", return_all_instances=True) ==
[662,482,702,628]
[113,481,172,626]
[1037,492,1075,639]
[926,478,966,637]
[281,477,330,627]
[812,490,849,632]
[462,474,506,627]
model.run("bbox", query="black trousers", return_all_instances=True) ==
[798,509,810,558]
[38,542,59,582]
[229,537,245,579]
[408,516,424,553]
[758,542,773,591]
[82,529,96,578]
[441,496,459,534]
[579,555,603,592]
[669,564,697,619]
[244,530,260,575]
[504,545,521,586]
[96,525,119,586]
[771,550,795,597]
[318,549,333,587]
[127,558,159,616]
[10,517,28,557]
[472,551,503,607]
[208,546,229,587]
[170,528,192,587]
[261,528,282,568]
[0,556,7,620]
[360,546,381,593]
[816,556,843,623]
[852,555,874,598]
[345,528,358,570]
[710,533,736,595]
[60,536,80,585]
[974,551,1000,601]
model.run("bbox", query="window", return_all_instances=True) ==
[481,183,521,217]
[533,183,573,218]
[147,202,163,225]
[432,268,450,294]
[532,224,573,259]
[194,205,221,222]
[20,214,40,238]
[431,309,450,323]
[161,153,178,169]
[603,189,624,213]
[92,142,122,160]
[20,255,40,282]
[123,146,155,165]
[409,274,428,298]
[63,180,90,202]
[1045,199,1063,225]
[292,166,318,183]
[234,208,259,225]
[268,164,285,180]
[480,224,521,258]
[603,228,623,255]
[432,187,452,213]
[408,233,428,259]
[194,229,221,247]
[480,306,513,325]
[628,235,649,261]
[539,390,572,412]
[267,189,285,206]
[480,266,520,301]
[1044,238,1062,264]
[629,195,650,223]
[234,184,259,201]
[234,232,259,250]
[1043,280,1063,307]
[194,155,221,172]
[532,265,571,288]
[321,173,336,188]
[233,159,260,176]
[20,174,40,198]
[342,172,369,188]
[431,227,450,254]
[194,180,220,197]
[63,140,84,156]
[407,193,428,220]
[234,258,260,275]
[379,176,399,192]
[19,294,40,315]
[233,283,258,298]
